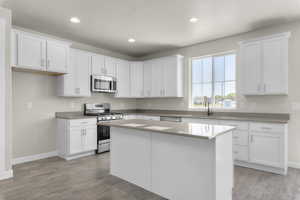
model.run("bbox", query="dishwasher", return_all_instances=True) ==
[160,116,182,122]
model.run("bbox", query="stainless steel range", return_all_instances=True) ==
[84,103,123,154]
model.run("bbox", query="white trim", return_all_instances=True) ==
[59,151,95,161]
[235,160,287,175]
[288,162,300,169]
[0,169,13,180]
[12,151,58,165]
[0,18,6,174]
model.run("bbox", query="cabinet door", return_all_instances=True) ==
[105,56,117,77]
[240,42,262,95]
[73,49,91,96]
[151,59,164,97]
[69,128,84,154]
[17,32,46,71]
[84,126,97,151]
[91,54,105,75]
[262,37,288,94]
[130,62,144,97]
[115,59,131,97]
[249,132,283,168]
[163,56,183,97]
[143,60,152,97]
[46,40,69,73]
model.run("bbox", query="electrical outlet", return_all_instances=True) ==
[292,102,300,111]
[26,102,33,110]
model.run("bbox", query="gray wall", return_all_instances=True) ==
[12,72,136,159]
[136,21,300,166]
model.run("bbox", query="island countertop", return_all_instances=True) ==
[98,119,235,139]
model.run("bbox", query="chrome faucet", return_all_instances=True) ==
[204,96,212,116]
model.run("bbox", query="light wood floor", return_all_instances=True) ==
[0,153,299,200]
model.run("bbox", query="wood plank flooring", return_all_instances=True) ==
[0,153,299,200]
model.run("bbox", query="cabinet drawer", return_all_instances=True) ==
[220,120,248,131]
[69,118,97,127]
[233,130,249,146]
[233,145,249,161]
[250,122,284,133]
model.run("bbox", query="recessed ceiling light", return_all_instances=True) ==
[189,17,198,23]
[128,38,136,43]
[70,17,80,24]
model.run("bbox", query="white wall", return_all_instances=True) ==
[136,20,300,167]
[0,7,12,180]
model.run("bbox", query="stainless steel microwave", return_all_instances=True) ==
[91,75,117,93]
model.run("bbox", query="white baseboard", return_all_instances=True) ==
[288,162,300,169]
[59,151,95,161]
[0,169,13,180]
[12,151,58,165]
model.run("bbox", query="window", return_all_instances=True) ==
[190,53,236,109]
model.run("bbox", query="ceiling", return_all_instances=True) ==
[2,0,300,57]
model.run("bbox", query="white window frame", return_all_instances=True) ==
[188,50,237,110]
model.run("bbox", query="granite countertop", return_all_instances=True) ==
[113,109,290,123]
[55,109,290,123]
[55,112,96,119]
[99,119,235,139]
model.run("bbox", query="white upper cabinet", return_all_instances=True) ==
[163,55,184,97]
[151,59,164,97]
[240,41,262,95]
[262,37,288,94]
[240,32,290,95]
[57,49,91,97]
[105,56,117,77]
[143,60,152,97]
[115,59,131,98]
[46,39,69,73]
[130,61,144,97]
[16,31,47,71]
[11,29,71,74]
[91,54,105,75]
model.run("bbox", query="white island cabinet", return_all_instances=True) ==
[102,119,235,200]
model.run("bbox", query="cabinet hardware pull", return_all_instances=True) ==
[41,59,45,66]
[250,135,254,143]
[261,127,272,130]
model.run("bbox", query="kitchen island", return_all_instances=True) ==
[99,119,235,200]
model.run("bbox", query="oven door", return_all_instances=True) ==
[97,125,110,153]
[98,125,110,141]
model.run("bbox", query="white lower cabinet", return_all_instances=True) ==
[57,118,97,160]
[249,122,287,170]
[183,118,288,174]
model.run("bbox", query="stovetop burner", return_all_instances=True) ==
[84,103,124,121]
